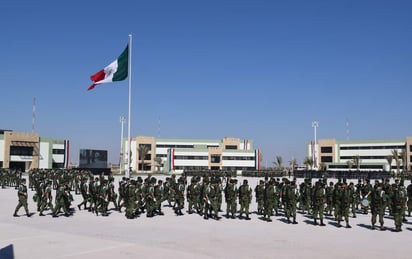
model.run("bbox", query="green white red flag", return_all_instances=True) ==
[88,45,129,90]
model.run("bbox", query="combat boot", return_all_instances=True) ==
[314,219,318,225]
[346,223,351,228]
[320,219,325,226]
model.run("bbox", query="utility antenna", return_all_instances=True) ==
[32,97,36,133]
[345,118,350,140]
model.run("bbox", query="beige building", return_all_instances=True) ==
[0,130,69,171]
[308,137,412,171]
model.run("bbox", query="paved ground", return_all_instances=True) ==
[0,176,411,259]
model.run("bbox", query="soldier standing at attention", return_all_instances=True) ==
[391,183,405,232]
[225,179,238,219]
[370,182,386,230]
[338,181,351,228]
[348,182,357,218]
[263,179,275,222]
[325,182,334,216]
[202,178,211,220]
[13,178,32,217]
[238,179,252,220]
[255,180,265,215]
[154,179,165,215]
[407,180,412,217]
[284,180,298,224]
[312,181,326,226]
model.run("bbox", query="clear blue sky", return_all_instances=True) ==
[1,0,411,166]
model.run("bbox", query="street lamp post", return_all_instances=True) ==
[312,121,319,170]
[119,116,126,175]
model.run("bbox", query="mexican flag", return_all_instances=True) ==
[88,45,129,90]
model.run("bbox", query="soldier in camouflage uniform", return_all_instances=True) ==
[77,177,89,210]
[263,179,275,222]
[312,181,326,226]
[52,181,71,217]
[13,178,32,217]
[407,180,412,217]
[107,177,118,211]
[238,179,252,220]
[187,177,198,214]
[174,177,185,216]
[391,183,405,232]
[284,180,298,224]
[125,180,137,219]
[325,181,334,216]
[225,179,238,219]
[337,181,351,228]
[255,180,265,215]
[370,182,386,230]
[154,179,164,215]
[39,180,53,216]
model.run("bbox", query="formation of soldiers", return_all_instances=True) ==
[6,168,412,232]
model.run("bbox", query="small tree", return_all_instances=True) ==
[346,160,353,170]
[138,145,150,172]
[273,156,283,171]
[392,149,400,177]
[386,155,393,173]
[352,155,361,171]
[154,157,163,173]
[303,157,314,170]
[289,158,298,173]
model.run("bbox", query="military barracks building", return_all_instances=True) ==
[0,130,69,171]
[128,136,260,173]
[308,137,412,171]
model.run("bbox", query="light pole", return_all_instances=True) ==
[120,116,126,175]
[312,121,319,170]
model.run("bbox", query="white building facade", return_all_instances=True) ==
[126,136,260,173]
[307,137,412,171]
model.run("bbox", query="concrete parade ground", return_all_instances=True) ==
[0,175,411,259]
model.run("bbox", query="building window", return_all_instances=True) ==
[410,145,412,152]
[225,145,237,150]
[139,144,152,150]
[174,155,208,160]
[10,146,33,156]
[222,156,255,161]
[321,156,332,163]
[52,149,65,155]
[321,146,332,153]
[52,163,64,168]
[211,155,221,163]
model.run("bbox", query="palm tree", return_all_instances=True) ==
[386,155,393,173]
[303,157,314,170]
[138,145,150,172]
[319,162,327,171]
[392,149,400,176]
[400,151,407,173]
[154,157,163,173]
[289,157,298,173]
[346,160,353,170]
[273,156,283,171]
[352,155,361,171]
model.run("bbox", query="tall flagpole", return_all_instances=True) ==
[126,34,132,178]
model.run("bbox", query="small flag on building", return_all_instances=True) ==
[87,45,129,90]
